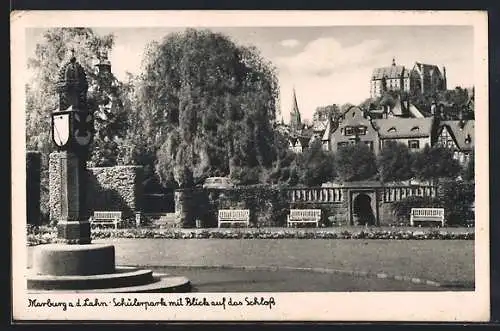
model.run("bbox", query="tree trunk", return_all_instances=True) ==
[174,189,195,228]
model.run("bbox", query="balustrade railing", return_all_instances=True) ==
[286,185,437,204]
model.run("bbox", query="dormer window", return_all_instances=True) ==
[357,126,367,135]
[411,126,420,132]
[387,127,397,133]
[345,127,354,136]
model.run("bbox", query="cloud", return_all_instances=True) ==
[275,37,386,76]
[280,39,301,48]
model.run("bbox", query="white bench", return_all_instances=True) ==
[218,209,250,228]
[287,209,321,228]
[158,213,178,228]
[410,208,445,227]
[91,211,122,229]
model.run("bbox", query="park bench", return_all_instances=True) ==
[287,209,321,228]
[218,209,250,228]
[158,213,178,228]
[90,211,122,229]
[410,208,445,227]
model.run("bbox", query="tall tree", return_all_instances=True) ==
[412,145,461,182]
[26,28,128,216]
[313,104,340,122]
[135,29,279,188]
[340,103,355,114]
[336,143,378,182]
[378,141,414,182]
[296,140,336,186]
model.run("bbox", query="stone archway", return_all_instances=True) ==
[352,193,376,226]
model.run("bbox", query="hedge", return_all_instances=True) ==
[26,226,474,246]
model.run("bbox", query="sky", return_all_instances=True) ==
[25,25,474,123]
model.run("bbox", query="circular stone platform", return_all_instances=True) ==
[28,244,192,293]
[33,244,115,276]
[27,270,191,293]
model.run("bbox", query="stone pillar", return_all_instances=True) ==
[50,151,90,244]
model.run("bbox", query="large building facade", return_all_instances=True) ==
[370,59,447,98]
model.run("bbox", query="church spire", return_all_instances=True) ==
[290,87,302,132]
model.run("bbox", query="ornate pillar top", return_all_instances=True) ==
[56,49,89,110]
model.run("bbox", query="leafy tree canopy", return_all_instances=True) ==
[336,143,378,182]
[133,29,279,188]
[378,141,414,182]
[313,104,341,122]
[412,145,461,181]
[26,27,129,166]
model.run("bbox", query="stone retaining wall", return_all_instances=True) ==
[86,165,143,218]
[49,151,143,222]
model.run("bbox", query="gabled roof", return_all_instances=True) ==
[312,120,327,132]
[372,65,407,80]
[290,136,311,148]
[322,119,333,141]
[408,104,425,118]
[374,117,434,139]
[412,62,443,78]
[439,120,475,152]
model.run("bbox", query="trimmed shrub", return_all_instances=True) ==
[26,151,41,225]
[439,179,475,226]
[391,196,442,225]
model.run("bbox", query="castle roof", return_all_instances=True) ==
[371,65,408,80]
[413,62,443,77]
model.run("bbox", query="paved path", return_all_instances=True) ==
[153,266,445,292]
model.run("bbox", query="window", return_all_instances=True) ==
[408,140,420,149]
[345,127,354,136]
[387,127,397,133]
[437,127,455,149]
[465,134,472,144]
[410,126,420,132]
[338,142,348,148]
[357,126,367,135]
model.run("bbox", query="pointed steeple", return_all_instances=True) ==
[290,87,302,132]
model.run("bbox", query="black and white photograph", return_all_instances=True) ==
[11,10,489,321]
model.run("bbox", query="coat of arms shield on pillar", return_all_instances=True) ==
[52,113,70,148]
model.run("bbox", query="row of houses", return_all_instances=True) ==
[281,88,474,166]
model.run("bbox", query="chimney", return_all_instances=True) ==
[431,102,436,116]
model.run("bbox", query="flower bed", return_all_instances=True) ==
[26,225,474,245]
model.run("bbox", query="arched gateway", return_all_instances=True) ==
[352,192,377,226]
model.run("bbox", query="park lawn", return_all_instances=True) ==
[88,238,474,285]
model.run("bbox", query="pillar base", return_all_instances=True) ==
[28,244,191,293]
[57,220,91,244]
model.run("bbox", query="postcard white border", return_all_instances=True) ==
[11,10,489,322]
